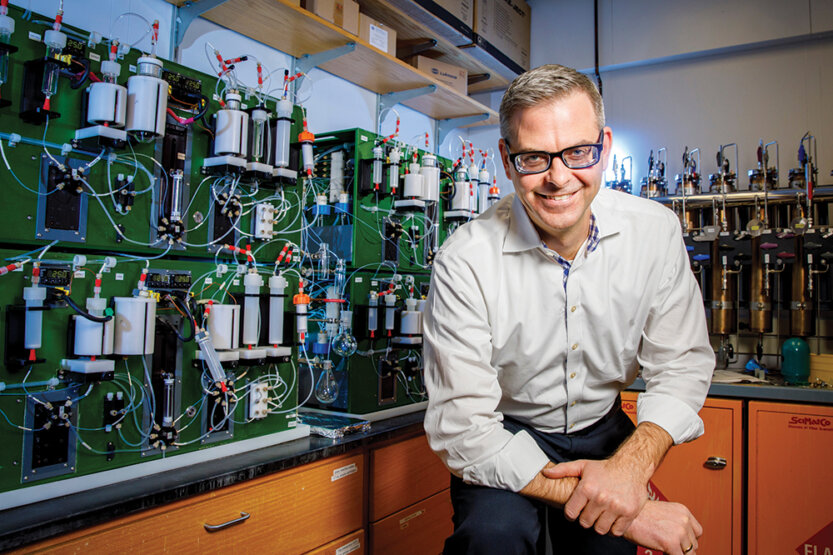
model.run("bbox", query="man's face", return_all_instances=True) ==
[499,92,612,254]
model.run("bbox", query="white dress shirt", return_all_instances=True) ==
[423,188,714,493]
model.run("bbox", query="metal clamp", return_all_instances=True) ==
[204,511,250,532]
[704,456,727,470]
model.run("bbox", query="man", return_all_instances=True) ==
[423,64,714,555]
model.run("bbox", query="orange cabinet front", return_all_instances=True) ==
[748,401,833,555]
[621,393,742,555]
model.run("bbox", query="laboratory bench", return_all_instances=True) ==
[4,381,833,554]
[0,410,453,554]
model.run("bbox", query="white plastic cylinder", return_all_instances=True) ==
[214,108,249,157]
[368,291,378,334]
[23,286,47,349]
[400,298,420,335]
[451,179,470,211]
[87,82,127,127]
[478,182,489,214]
[329,150,345,202]
[372,145,384,185]
[208,304,240,350]
[384,293,396,332]
[295,303,308,338]
[74,297,114,356]
[301,141,314,174]
[325,285,339,336]
[403,162,424,198]
[274,99,292,168]
[420,154,440,202]
[126,63,167,138]
[113,296,157,355]
[242,272,263,346]
[268,274,287,345]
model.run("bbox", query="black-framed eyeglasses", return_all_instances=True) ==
[507,131,604,174]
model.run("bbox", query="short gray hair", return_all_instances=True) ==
[499,64,605,145]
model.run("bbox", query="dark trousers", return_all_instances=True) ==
[444,402,638,555]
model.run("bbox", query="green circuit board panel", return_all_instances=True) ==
[0,4,501,504]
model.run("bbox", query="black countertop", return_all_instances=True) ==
[0,411,426,552]
[628,377,833,404]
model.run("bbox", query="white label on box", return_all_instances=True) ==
[232,279,240,286]
[331,462,358,482]
[88,52,101,62]
[115,273,124,281]
[287,419,297,428]
[355,277,362,283]
[360,135,368,142]
[204,277,213,285]
[73,270,84,278]
[128,64,136,73]
[368,24,388,52]
[28,31,41,42]
[336,538,361,555]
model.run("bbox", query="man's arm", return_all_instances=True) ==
[542,422,672,535]
[523,462,702,555]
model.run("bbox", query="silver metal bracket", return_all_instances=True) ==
[293,43,357,95]
[436,113,490,149]
[172,0,230,50]
[294,43,357,75]
[376,85,437,133]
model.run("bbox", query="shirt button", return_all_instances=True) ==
[570,306,577,313]
[571,400,577,406]
[569,423,576,430]
[571,343,578,350]
[570,372,576,379]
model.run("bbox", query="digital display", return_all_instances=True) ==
[40,266,72,287]
[146,271,191,290]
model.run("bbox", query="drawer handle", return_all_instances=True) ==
[204,512,250,532]
[704,456,727,470]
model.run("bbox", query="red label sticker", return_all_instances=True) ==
[638,482,668,555]
[796,520,833,554]
[787,415,833,432]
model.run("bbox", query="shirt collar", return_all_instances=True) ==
[503,188,623,254]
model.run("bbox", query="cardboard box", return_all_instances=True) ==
[424,0,474,30]
[337,0,359,35]
[302,0,359,35]
[406,55,468,95]
[473,0,531,70]
[359,13,398,56]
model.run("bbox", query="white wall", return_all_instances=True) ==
[528,0,833,191]
[10,0,479,157]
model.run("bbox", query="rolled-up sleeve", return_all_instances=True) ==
[423,249,549,492]
[637,217,714,444]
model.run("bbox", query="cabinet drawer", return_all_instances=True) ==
[370,489,452,555]
[371,434,448,521]
[622,393,743,555]
[305,529,364,555]
[22,454,365,555]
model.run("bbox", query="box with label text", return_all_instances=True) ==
[405,55,468,95]
[302,0,359,35]
[358,13,398,56]
[473,0,531,70]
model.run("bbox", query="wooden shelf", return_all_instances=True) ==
[355,0,511,93]
[167,0,498,127]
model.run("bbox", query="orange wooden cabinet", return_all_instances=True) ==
[369,433,449,521]
[621,393,743,555]
[748,401,833,555]
[16,453,365,555]
[370,489,453,555]
[304,529,364,555]
[369,433,452,554]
